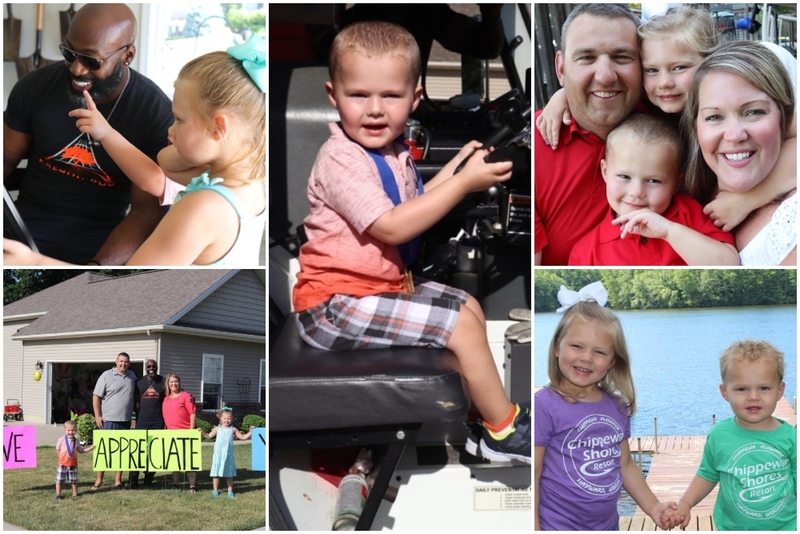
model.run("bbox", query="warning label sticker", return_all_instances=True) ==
[474,486,531,511]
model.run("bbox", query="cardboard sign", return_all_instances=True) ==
[93,429,202,471]
[251,428,266,471]
[3,425,36,469]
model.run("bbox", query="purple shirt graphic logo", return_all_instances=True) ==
[562,414,625,495]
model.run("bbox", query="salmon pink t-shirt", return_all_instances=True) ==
[293,123,421,312]
[162,391,196,429]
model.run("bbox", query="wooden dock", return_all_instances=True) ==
[620,513,715,531]
[535,387,796,531]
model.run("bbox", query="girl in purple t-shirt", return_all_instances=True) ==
[534,282,682,530]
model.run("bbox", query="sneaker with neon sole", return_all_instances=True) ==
[479,405,531,464]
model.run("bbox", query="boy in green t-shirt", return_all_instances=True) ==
[672,340,797,530]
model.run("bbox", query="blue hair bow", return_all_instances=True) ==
[227,34,266,93]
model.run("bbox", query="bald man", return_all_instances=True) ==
[3,4,173,265]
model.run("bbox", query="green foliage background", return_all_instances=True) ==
[535,269,796,312]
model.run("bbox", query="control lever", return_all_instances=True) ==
[453,103,531,175]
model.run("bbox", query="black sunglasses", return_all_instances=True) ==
[59,43,131,71]
[146,365,157,369]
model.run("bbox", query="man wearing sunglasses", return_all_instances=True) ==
[3,4,173,265]
[131,359,165,489]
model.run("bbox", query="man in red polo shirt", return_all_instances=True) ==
[534,4,642,266]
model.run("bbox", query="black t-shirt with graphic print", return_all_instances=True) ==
[135,374,166,424]
[4,62,173,262]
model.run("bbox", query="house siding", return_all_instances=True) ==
[159,332,265,412]
[19,335,157,424]
[4,319,32,407]
[176,270,265,334]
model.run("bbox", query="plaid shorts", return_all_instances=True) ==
[296,279,470,351]
[55,464,78,484]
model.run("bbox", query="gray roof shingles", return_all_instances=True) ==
[4,270,233,337]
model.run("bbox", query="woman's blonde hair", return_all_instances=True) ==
[329,21,421,85]
[720,339,785,383]
[638,5,719,58]
[682,41,794,205]
[166,373,183,392]
[177,51,265,184]
[548,301,637,417]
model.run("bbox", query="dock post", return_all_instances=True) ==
[712,414,716,426]
[637,437,643,471]
[654,418,658,455]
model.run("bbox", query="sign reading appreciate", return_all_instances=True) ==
[93,430,202,471]
[3,425,37,469]
[251,428,266,471]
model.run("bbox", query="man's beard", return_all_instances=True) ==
[66,60,125,108]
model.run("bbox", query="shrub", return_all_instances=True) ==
[241,414,265,434]
[196,418,213,440]
[76,413,96,445]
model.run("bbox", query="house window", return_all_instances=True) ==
[139,3,266,99]
[259,359,266,405]
[202,353,224,411]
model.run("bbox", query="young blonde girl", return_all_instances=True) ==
[200,407,252,497]
[534,282,681,530]
[3,36,266,266]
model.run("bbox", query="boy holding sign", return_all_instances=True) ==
[56,420,94,500]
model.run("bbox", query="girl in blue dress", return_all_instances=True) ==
[200,407,252,497]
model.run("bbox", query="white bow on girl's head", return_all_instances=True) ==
[556,281,608,314]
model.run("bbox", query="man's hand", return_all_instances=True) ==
[95,415,105,429]
[69,90,113,141]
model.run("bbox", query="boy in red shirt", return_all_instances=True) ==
[55,420,94,499]
[293,21,529,463]
[569,114,739,266]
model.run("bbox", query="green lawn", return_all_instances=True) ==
[4,445,265,530]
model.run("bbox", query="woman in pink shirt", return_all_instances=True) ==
[162,373,197,493]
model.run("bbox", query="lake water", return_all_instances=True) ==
[534,305,797,436]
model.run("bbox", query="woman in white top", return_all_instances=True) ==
[683,40,796,266]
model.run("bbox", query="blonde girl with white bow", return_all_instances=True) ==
[534,282,682,531]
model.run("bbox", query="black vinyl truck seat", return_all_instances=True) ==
[269,314,469,530]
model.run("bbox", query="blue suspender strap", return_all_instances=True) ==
[364,143,424,267]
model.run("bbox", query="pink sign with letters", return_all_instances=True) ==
[3,425,37,468]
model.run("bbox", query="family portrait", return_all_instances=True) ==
[534,3,796,266]
[3,269,266,530]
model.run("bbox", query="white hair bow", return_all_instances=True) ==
[556,281,608,314]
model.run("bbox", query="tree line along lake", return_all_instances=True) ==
[534,305,797,437]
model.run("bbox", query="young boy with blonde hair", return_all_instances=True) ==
[670,340,796,530]
[569,113,739,266]
[55,420,94,500]
[292,21,529,462]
